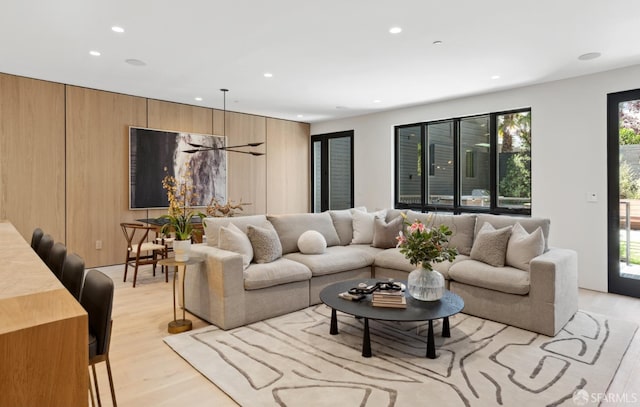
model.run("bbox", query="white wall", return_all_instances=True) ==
[311,64,640,292]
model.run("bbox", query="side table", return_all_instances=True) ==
[158,256,204,334]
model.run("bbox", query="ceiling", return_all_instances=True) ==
[2,1,640,123]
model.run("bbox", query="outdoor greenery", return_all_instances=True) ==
[498,112,531,198]
[619,161,640,199]
[619,127,640,145]
[620,240,640,265]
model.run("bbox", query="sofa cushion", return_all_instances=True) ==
[347,244,385,257]
[371,215,403,249]
[243,258,311,290]
[373,248,468,279]
[351,209,386,244]
[470,223,512,267]
[406,211,476,255]
[328,207,366,246]
[475,214,550,251]
[268,213,340,254]
[448,259,530,295]
[247,224,282,263]
[284,246,375,277]
[298,230,327,254]
[203,215,269,247]
[218,223,253,269]
[506,223,545,271]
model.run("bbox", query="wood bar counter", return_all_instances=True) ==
[0,221,88,407]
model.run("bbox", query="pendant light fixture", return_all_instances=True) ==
[183,89,264,155]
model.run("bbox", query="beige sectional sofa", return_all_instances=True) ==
[183,208,578,336]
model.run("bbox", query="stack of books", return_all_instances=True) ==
[372,290,406,308]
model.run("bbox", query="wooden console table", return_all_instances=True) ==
[0,221,88,407]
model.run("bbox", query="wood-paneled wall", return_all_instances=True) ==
[0,72,310,267]
[65,86,147,266]
[0,74,66,243]
[267,118,310,214]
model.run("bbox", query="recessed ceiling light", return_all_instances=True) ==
[389,27,402,34]
[432,40,443,45]
[125,58,146,66]
[491,75,501,80]
[264,73,273,78]
[373,99,381,104]
[194,97,203,101]
[111,26,125,33]
[578,52,601,61]
[297,114,304,118]
[89,50,101,56]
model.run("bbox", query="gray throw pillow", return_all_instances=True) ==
[371,216,404,249]
[246,224,282,264]
[470,222,512,267]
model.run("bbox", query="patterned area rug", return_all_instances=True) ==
[164,306,637,406]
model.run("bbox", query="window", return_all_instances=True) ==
[311,131,354,212]
[394,108,531,215]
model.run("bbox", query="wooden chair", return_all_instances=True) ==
[120,223,167,287]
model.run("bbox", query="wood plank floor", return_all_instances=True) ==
[93,264,640,407]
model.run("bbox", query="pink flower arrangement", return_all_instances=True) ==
[396,213,458,270]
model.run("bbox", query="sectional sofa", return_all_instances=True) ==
[183,208,578,336]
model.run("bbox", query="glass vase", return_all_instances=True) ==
[407,267,444,301]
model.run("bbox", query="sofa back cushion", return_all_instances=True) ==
[268,212,341,254]
[328,207,366,246]
[475,214,550,251]
[406,211,476,256]
[203,215,270,247]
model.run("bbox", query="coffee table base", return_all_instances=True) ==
[328,309,449,359]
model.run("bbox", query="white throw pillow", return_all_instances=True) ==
[506,223,545,271]
[297,230,327,254]
[351,209,387,244]
[218,223,253,270]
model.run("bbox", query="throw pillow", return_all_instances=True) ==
[297,230,327,254]
[246,224,282,264]
[371,216,404,249]
[506,223,545,271]
[218,223,253,270]
[470,222,512,267]
[351,209,387,244]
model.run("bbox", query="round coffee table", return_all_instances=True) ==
[319,279,464,358]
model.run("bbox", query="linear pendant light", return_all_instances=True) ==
[182,89,264,155]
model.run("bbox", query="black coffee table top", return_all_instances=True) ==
[320,279,464,322]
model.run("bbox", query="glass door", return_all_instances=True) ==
[311,131,354,212]
[608,89,640,297]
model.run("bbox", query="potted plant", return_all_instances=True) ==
[396,213,458,301]
[160,165,205,261]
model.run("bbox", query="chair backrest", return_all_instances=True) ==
[81,269,114,358]
[31,228,44,251]
[61,253,85,300]
[46,242,67,281]
[120,222,153,251]
[36,234,54,263]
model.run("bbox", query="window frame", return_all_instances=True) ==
[394,108,531,216]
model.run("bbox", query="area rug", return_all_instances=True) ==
[164,306,637,406]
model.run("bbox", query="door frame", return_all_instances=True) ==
[607,88,640,297]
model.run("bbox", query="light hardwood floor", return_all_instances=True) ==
[93,264,640,407]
